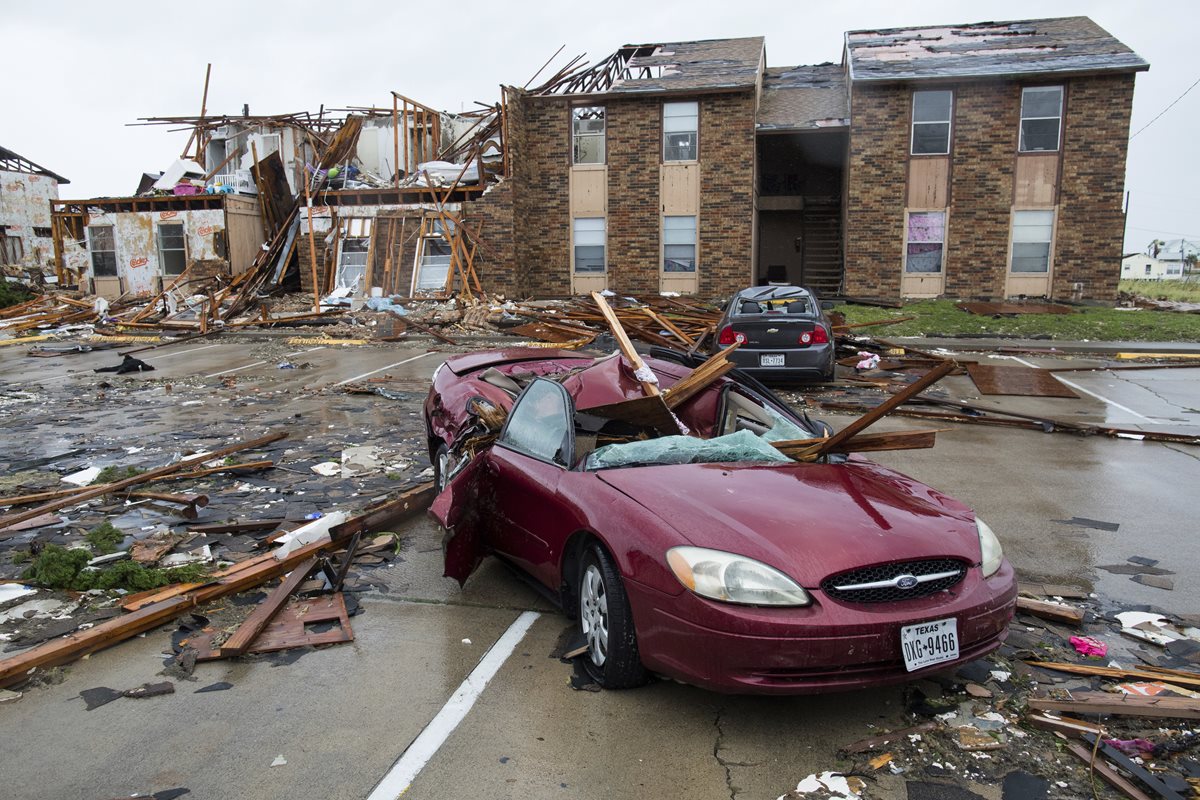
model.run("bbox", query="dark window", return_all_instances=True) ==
[33,226,53,238]
[911,91,953,155]
[157,222,187,275]
[500,379,573,465]
[1019,87,1063,152]
[88,225,117,276]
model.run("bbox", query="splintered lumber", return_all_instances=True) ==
[1082,733,1188,800]
[403,316,458,345]
[1028,691,1200,719]
[591,291,659,396]
[773,429,943,461]
[0,433,287,537]
[0,483,436,689]
[840,722,938,754]
[1063,740,1155,800]
[1026,662,1200,689]
[662,343,740,409]
[814,360,956,457]
[1026,713,1104,739]
[216,557,319,657]
[1016,597,1085,626]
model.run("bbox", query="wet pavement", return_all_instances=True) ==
[1,338,1198,799]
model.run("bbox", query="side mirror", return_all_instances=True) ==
[820,300,835,310]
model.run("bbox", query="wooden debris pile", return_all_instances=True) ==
[501,294,724,352]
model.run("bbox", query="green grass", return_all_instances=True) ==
[833,299,1200,342]
[1120,279,1200,303]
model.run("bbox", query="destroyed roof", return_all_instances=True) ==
[757,63,849,131]
[594,37,765,95]
[0,145,69,184]
[845,16,1149,83]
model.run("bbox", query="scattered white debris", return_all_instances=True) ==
[0,584,37,605]
[989,670,1011,683]
[783,771,863,799]
[311,461,340,477]
[462,638,472,645]
[62,466,101,486]
[0,689,22,704]
[160,545,213,567]
[1115,611,1169,628]
[270,755,287,767]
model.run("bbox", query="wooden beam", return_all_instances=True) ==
[1025,662,1200,689]
[591,292,659,396]
[217,557,319,656]
[1016,596,1084,625]
[0,433,286,535]
[772,428,943,461]
[662,344,739,409]
[1063,740,1155,800]
[814,360,956,457]
[1028,691,1200,718]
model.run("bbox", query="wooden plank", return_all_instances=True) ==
[773,429,942,461]
[966,363,1078,398]
[1028,691,1200,718]
[591,292,659,396]
[217,557,319,656]
[1026,713,1104,739]
[1016,596,1085,625]
[662,344,739,409]
[814,360,955,457]
[0,433,286,536]
[1026,662,1200,688]
[1063,740,1155,800]
[245,594,353,652]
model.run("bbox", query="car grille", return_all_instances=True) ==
[820,559,968,604]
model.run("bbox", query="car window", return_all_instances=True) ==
[499,378,573,466]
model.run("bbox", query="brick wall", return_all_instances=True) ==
[844,85,909,298]
[1054,73,1135,301]
[945,81,1019,298]
[698,93,756,296]
[510,94,571,296]
[463,179,516,296]
[606,96,661,295]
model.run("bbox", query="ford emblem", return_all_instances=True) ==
[895,575,919,590]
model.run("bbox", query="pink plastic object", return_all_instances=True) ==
[1069,635,1108,657]
[173,183,201,196]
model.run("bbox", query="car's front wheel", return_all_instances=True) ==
[578,544,648,689]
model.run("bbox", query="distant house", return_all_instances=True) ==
[1154,239,1199,277]
[1122,253,1180,280]
[0,145,69,277]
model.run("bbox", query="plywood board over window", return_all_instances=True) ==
[907,159,949,209]
[1014,154,1059,206]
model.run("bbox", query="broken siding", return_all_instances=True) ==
[1,170,59,268]
[83,208,225,295]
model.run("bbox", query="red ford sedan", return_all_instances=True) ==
[425,347,1016,694]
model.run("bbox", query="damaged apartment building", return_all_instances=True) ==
[51,15,1147,304]
[1,146,69,281]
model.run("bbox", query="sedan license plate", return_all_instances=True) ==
[900,618,958,672]
[760,354,785,367]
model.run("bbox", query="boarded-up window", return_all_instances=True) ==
[0,230,22,264]
[911,91,952,155]
[664,101,698,161]
[573,217,605,273]
[905,211,945,273]
[663,215,697,272]
[88,225,117,276]
[1019,87,1063,153]
[157,223,187,275]
[1010,210,1055,273]
[572,106,605,165]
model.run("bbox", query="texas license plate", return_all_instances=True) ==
[760,354,785,367]
[900,618,959,672]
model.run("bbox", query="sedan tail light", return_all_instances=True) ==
[718,326,746,346]
[800,326,830,346]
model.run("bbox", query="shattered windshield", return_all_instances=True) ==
[585,429,793,470]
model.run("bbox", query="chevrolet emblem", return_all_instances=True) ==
[766,328,779,334]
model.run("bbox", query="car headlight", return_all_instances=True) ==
[976,517,1003,577]
[666,546,811,606]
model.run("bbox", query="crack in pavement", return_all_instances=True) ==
[1111,372,1192,418]
[1162,443,1200,463]
[712,708,764,799]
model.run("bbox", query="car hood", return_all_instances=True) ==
[595,460,979,587]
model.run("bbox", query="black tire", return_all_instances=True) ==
[433,443,454,492]
[577,543,648,689]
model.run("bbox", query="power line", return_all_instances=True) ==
[1130,74,1200,139]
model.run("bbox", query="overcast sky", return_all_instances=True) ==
[5,0,1195,252]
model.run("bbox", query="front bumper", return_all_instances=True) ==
[625,561,1017,695]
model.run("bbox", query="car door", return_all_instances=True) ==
[486,378,577,588]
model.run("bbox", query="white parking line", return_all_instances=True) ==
[333,350,440,387]
[152,343,223,360]
[367,611,540,800]
[204,346,324,379]
[1011,356,1152,422]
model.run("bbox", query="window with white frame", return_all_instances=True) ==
[663,101,698,161]
[663,216,697,272]
[572,106,605,165]
[573,217,605,273]
[1019,86,1063,152]
[911,91,953,155]
[1010,210,1055,273]
[157,222,187,275]
[88,225,117,276]
[905,211,946,273]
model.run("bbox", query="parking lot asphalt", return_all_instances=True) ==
[1,338,1198,799]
